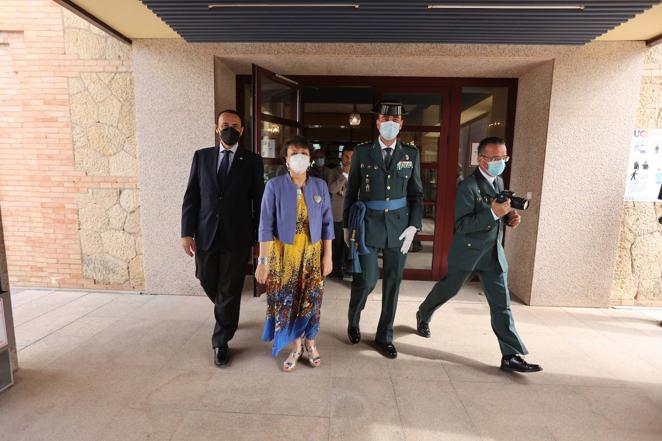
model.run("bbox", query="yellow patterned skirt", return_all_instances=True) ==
[261,192,324,356]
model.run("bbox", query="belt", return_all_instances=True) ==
[364,197,407,211]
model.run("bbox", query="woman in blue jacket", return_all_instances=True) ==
[256,136,334,372]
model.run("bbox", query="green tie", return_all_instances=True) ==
[384,147,393,169]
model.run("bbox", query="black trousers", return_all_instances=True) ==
[418,268,527,356]
[348,246,407,344]
[332,221,345,276]
[195,230,251,349]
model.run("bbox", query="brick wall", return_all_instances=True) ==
[0,0,143,290]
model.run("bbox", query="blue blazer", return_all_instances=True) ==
[259,174,334,245]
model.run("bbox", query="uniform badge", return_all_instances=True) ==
[314,195,322,203]
[396,160,413,170]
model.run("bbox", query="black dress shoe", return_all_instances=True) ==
[375,341,397,359]
[347,326,361,344]
[500,355,542,373]
[214,346,230,367]
[416,311,431,338]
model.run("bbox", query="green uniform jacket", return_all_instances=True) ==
[343,140,423,249]
[447,168,509,273]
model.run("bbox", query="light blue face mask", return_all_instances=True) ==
[314,158,325,167]
[379,121,400,140]
[487,160,506,177]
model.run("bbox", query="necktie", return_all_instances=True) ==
[384,147,393,169]
[218,150,231,189]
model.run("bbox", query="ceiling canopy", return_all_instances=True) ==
[137,0,661,44]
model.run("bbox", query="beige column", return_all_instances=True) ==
[134,40,219,295]
[506,42,646,306]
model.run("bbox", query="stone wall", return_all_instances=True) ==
[611,45,662,306]
[64,12,143,289]
[0,1,143,290]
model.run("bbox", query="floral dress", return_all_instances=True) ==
[261,189,324,356]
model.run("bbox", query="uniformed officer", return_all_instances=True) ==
[416,137,542,373]
[343,101,423,359]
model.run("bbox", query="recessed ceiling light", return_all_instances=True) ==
[209,3,360,9]
[427,4,585,11]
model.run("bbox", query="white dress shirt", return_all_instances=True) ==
[217,143,239,172]
[478,167,501,221]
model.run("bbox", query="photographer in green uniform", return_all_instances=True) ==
[416,137,542,373]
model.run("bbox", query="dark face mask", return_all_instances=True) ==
[220,127,241,146]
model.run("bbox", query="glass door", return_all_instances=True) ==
[377,87,452,280]
[252,64,303,179]
[251,65,303,295]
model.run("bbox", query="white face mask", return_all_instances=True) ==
[288,154,310,174]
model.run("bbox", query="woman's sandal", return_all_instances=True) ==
[282,345,304,372]
[305,343,321,368]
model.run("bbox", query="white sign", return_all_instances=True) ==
[261,137,277,159]
[624,129,662,201]
[0,299,7,349]
[470,142,480,166]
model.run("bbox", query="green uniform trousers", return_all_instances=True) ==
[418,268,528,356]
[348,246,406,344]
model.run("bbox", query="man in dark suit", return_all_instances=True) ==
[416,137,541,373]
[181,109,264,367]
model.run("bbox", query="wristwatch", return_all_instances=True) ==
[257,256,269,265]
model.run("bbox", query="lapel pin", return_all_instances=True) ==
[314,195,322,203]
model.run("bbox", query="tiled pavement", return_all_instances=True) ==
[1,279,661,441]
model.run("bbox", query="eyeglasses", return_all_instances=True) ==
[480,155,510,163]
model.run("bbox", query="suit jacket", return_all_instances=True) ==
[326,166,347,223]
[181,146,264,252]
[342,140,423,249]
[258,174,334,245]
[446,168,509,273]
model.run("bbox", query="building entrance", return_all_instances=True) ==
[239,67,516,280]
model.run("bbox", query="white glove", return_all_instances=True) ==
[399,226,418,254]
[343,228,350,247]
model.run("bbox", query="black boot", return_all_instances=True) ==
[347,326,361,344]
[214,346,230,367]
[416,311,431,338]
[500,355,542,373]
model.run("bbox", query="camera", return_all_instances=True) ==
[495,191,529,211]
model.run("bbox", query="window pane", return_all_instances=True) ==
[303,86,375,157]
[458,87,508,183]
[264,163,285,181]
[421,168,437,204]
[405,240,434,270]
[399,131,439,163]
[381,92,441,126]
[260,121,296,159]
[260,74,296,119]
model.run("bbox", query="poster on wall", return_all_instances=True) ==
[624,129,662,201]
